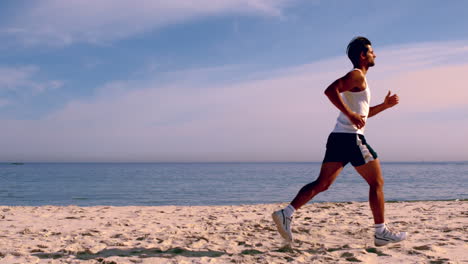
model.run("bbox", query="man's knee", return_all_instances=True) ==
[315,180,332,192]
[369,177,384,190]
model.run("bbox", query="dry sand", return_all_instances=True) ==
[0,200,466,264]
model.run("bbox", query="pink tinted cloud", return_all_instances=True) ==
[372,63,468,111]
[1,41,467,162]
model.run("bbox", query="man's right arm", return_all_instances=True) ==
[324,71,366,129]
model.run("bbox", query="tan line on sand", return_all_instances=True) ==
[0,201,466,263]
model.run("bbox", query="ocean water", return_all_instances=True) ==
[0,162,466,206]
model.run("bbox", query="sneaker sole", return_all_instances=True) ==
[374,240,389,247]
[272,212,292,242]
[374,232,407,247]
[374,237,405,247]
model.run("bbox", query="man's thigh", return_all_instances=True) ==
[316,162,345,186]
[354,159,383,186]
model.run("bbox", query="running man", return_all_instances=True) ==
[272,37,407,247]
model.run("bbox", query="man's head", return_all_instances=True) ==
[347,36,375,68]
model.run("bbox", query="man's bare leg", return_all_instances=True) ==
[272,161,343,241]
[290,162,344,210]
[355,159,407,246]
[354,159,385,224]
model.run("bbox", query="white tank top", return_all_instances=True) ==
[332,69,371,135]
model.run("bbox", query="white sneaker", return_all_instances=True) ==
[374,226,407,246]
[272,209,293,242]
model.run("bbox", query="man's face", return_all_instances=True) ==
[365,45,376,67]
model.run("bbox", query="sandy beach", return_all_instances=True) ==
[0,201,466,263]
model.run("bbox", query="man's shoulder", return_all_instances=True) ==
[343,69,365,83]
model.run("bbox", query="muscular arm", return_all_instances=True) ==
[368,91,399,118]
[324,70,367,129]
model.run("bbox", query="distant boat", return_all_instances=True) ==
[10,163,24,165]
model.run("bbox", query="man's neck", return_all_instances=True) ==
[357,65,369,75]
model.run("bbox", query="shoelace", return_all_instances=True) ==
[379,225,401,239]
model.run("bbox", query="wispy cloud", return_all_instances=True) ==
[0,66,63,92]
[1,40,467,162]
[0,98,10,107]
[0,66,38,91]
[2,0,290,46]
[0,66,63,100]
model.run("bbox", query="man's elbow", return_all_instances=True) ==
[324,87,334,97]
[324,81,340,97]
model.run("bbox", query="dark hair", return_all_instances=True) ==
[347,36,372,68]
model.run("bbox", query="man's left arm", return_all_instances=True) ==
[368,91,399,118]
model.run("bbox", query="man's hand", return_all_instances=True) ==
[384,91,399,108]
[347,112,366,129]
[368,91,400,118]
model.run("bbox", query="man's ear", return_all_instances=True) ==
[359,51,366,60]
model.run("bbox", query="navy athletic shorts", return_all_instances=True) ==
[323,133,378,167]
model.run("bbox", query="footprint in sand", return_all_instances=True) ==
[340,252,361,262]
[366,247,391,256]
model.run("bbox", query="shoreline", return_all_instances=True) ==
[1,198,466,208]
[1,200,466,263]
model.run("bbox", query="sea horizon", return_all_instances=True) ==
[3,160,467,164]
[1,162,466,207]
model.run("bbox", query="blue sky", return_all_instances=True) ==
[1,0,467,162]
